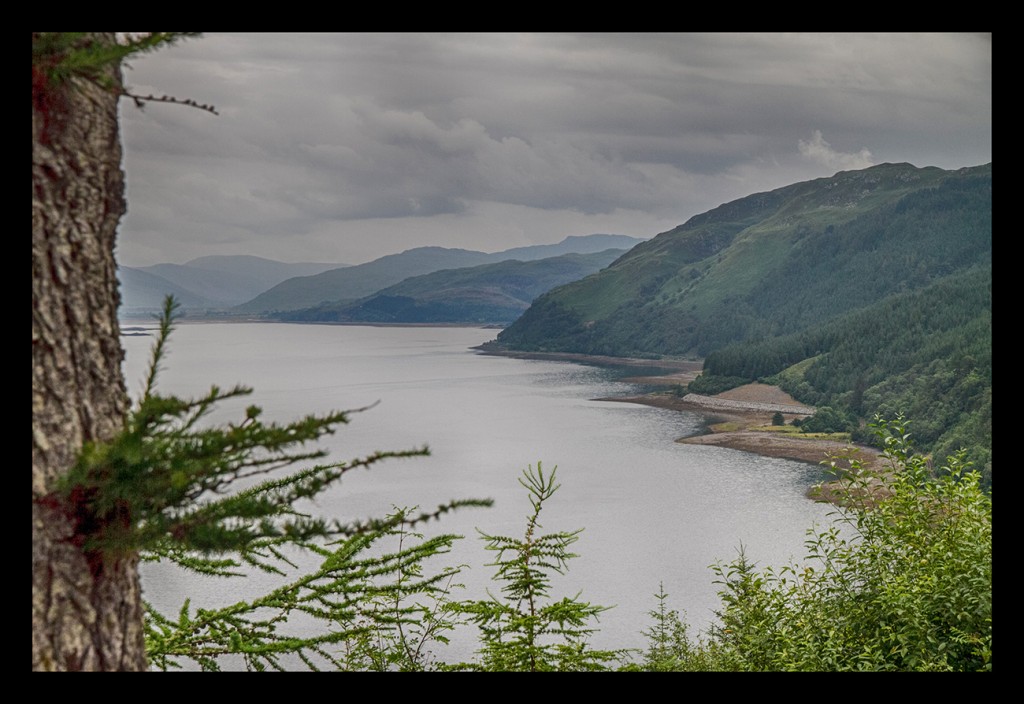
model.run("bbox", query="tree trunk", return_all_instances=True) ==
[32,34,147,671]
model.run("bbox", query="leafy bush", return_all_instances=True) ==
[686,374,749,395]
[799,405,854,434]
[701,416,991,671]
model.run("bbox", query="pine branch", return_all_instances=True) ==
[144,508,474,671]
[54,295,492,566]
[122,90,219,116]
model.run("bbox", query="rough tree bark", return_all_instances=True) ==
[32,33,147,671]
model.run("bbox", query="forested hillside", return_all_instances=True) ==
[706,264,991,481]
[497,163,992,481]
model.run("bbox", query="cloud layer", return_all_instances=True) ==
[117,33,991,266]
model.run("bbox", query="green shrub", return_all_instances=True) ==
[687,374,749,395]
[800,405,854,433]
[703,416,991,671]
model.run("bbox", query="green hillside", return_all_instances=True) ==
[706,264,991,481]
[497,162,991,479]
[500,163,990,357]
[281,249,626,324]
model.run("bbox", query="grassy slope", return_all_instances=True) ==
[499,163,990,357]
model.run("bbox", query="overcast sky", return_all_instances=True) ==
[116,32,992,267]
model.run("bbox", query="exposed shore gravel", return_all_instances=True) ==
[474,346,882,486]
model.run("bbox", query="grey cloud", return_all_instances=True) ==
[116,32,991,266]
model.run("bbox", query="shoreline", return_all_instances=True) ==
[598,390,880,472]
[472,342,704,373]
[599,393,880,474]
[477,345,882,496]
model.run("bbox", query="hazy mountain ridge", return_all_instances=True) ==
[118,266,220,311]
[119,255,349,313]
[234,234,646,314]
[280,249,628,324]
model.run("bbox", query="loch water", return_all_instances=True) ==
[121,322,836,668]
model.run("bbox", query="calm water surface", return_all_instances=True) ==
[122,322,836,667]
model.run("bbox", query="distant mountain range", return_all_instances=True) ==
[119,235,645,318]
[119,235,647,320]
[119,255,349,314]
[279,249,628,325]
[232,234,646,314]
